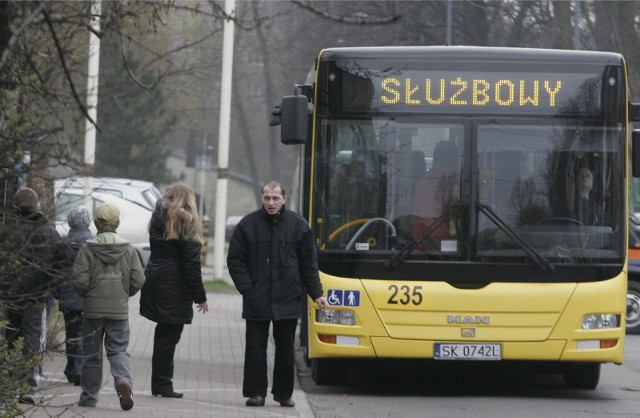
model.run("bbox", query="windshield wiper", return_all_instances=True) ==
[477,202,554,272]
[385,212,448,268]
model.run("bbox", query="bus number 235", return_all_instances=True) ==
[387,285,423,305]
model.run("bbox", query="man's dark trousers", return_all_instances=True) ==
[243,318,297,399]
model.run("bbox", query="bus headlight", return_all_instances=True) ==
[581,314,620,329]
[317,309,356,325]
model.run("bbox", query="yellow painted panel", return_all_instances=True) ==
[550,278,626,338]
[363,280,576,312]
[308,273,626,364]
[384,324,552,341]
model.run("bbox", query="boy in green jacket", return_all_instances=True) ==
[72,203,145,411]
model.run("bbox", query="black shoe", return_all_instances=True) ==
[274,395,295,407]
[18,394,35,405]
[116,382,134,411]
[246,395,265,406]
[152,390,183,398]
[73,375,81,386]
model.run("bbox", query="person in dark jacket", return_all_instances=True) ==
[570,167,602,225]
[227,180,328,408]
[140,183,209,399]
[57,205,93,386]
[0,187,68,404]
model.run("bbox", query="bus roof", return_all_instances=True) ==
[318,46,623,66]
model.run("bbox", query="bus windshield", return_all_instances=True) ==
[313,117,625,266]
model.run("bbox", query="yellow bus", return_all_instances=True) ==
[271,46,640,389]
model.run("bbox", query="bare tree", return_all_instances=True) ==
[0,1,232,410]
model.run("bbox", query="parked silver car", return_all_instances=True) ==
[55,188,152,266]
[55,177,161,211]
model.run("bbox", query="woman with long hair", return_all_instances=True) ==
[140,183,209,398]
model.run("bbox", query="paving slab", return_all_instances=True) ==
[19,289,313,418]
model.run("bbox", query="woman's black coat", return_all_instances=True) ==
[140,200,206,324]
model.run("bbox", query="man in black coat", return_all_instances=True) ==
[227,180,328,408]
[1,187,68,404]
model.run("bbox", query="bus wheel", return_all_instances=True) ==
[311,359,348,385]
[626,280,640,334]
[563,363,600,390]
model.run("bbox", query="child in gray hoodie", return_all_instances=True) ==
[72,203,145,411]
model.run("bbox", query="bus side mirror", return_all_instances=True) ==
[633,130,640,177]
[276,95,308,145]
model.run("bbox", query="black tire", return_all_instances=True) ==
[563,363,600,390]
[311,358,348,385]
[627,279,640,334]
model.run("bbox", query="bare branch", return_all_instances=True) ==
[0,2,47,73]
[41,7,98,132]
[292,0,400,24]
[115,24,223,91]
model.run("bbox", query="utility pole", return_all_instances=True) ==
[573,0,581,50]
[84,0,101,206]
[446,0,452,45]
[213,0,235,280]
[199,132,207,220]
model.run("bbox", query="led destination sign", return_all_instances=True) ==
[333,66,608,116]
[372,71,601,115]
[380,76,562,108]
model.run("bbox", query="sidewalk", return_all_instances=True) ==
[21,265,314,417]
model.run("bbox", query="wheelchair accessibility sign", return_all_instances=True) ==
[327,289,360,307]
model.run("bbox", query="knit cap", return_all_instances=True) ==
[67,205,92,228]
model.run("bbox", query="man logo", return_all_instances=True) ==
[461,328,475,337]
[447,315,489,325]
